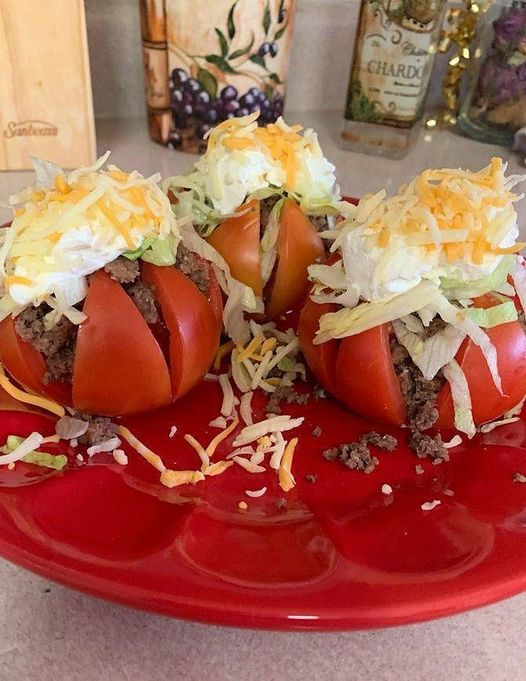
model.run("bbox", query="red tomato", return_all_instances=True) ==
[0,316,72,405]
[72,270,172,416]
[436,295,526,428]
[142,262,220,399]
[298,292,526,429]
[206,198,324,319]
[297,298,339,395]
[336,325,406,427]
[266,199,325,319]
[206,200,262,297]
[0,264,222,417]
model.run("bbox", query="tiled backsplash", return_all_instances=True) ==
[85,0,447,119]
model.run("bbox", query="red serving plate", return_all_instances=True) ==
[0,376,525,631]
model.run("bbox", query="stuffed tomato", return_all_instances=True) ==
[299,158,526,439]
[165,113,346,324]
[0,155,222,417]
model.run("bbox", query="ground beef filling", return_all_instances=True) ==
[14,306,77,384]
[391,336,448,461]
[175,244,210,295]
[77,415,119,446]
[391,341,444,431]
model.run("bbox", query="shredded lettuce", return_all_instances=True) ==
[440,256,514,300]
[1,435,67,471]
[465,300,518,328]
[435,295,503,394]
[123,237,155,261]
[393,319,465,380]
[442,360,476,438]
[141,237,178,266]
[260,197,285,287]
[315,281,443,344]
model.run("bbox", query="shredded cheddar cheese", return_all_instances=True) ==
[160,469,205,488]
[279,437,298,492]
[367,158,524,267]
[118,426,166,472]
[0,364,65,417]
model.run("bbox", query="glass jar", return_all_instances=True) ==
[457,0,526,146]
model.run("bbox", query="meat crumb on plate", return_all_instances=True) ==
[513,472,526,483]
[408,431,449,463]
[276,497,287,510]
[415,464,424,475]
[311,426,322,437]
[305,473,317,483]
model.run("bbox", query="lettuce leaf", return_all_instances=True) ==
[465,300,518,328]
[440,256,515,300]
[1,435,67,471]
[141,237,178,266]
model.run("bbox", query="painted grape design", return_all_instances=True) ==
[167,0,291,149]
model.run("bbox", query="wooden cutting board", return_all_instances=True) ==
[0,0,96,170]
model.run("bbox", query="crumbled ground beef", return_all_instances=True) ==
[361,431,398,451]
[415,464,424,475]
[322,430,397,474]
[126,280,159,324]
[311,425,322,437]
[15,305,77,383]
[408,431,449,463]
[305,473,317,483]
[266,385,310,415]
[323,440,379,474]
[104,256,139,284]
[391,341,445,431]
[309,215,329,233]
[276,497,288,510]
[77,415,119,446]
[175,244,210,295]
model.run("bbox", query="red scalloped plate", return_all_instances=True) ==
[0,376,525,631]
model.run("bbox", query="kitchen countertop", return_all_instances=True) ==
[0,114,525,681]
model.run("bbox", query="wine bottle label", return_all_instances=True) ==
[345,0,444,128]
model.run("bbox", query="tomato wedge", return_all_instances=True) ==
[206,200,262,297]
[142,263,220,399]
[72,270,172,416]
[298,298,339,395]
[0,315,72,405]
[266,199,325,319]
[436,295,526,428]
[335,324,406,427]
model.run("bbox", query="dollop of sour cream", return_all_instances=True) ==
[190,112,339,216]
[339,158,524,303]
[0,154,179,322]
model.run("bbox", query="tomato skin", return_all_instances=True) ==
[436,307,526,428]
[266,199,325,319]
[142,263,221,399]
[72,270,172,416]
[298,298,339,394]
[335,324,406,427]
[0,316,72,405]
[206,200,263,297]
